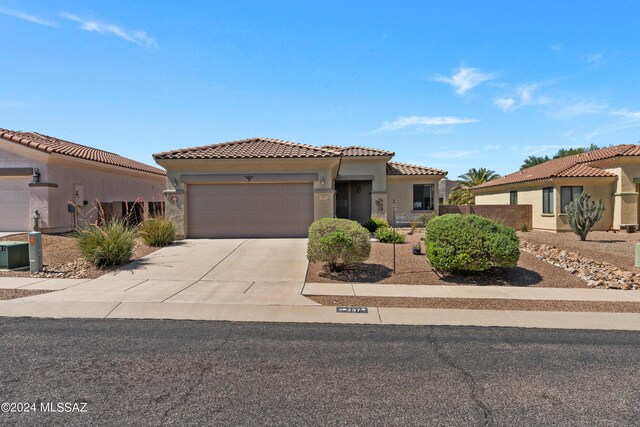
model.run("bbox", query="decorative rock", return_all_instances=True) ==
[521,240,638,290]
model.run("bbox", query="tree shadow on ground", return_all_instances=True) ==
[436,266,543,287]
[318,263,393,283]
[588,240,626,243]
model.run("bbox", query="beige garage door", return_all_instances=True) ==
[187,183,314,238]
[0,177,30,231]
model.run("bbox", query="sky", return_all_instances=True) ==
[1,1,640,179]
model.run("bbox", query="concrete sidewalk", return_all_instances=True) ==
[3,274,640,330]
[303,282,640,302]
[1,299,640,330]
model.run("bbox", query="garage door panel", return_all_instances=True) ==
[188,183,314,238]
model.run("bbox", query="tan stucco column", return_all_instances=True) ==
[371,191,387,219]
[614,192,638,228]
[314,189,335,220]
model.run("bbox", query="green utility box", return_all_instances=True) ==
[0,241,30,270]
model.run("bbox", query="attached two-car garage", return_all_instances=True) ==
[187,183,314,238]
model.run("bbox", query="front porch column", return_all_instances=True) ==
[313,189,335,220]
[371,191,387,220]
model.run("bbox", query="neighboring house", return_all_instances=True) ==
[472,144,640,232]
[153,138,446,238]
[438,178,458,204]
[0,128,166,233]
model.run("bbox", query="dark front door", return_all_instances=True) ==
[335,182,349,219]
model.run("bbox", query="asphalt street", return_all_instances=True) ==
[0,317,639,426]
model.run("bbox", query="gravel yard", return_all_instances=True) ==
[305,230,587,288]
[308,295,640,313]
[0,289,51,300]
[0,233,158,279]
[519,230,640,269]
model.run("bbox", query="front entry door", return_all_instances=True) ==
[335,182,349,219]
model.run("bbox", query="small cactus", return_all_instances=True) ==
[566,192,605,241]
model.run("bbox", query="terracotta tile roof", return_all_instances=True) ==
[154,137,340,160]
[322,145,395,157]
[0,128,166,176]
[386,161,447,176]
[473,144,636,190]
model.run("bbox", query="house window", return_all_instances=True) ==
[560,186,583,213]
[509,191,518,205]
[542,187,554,214]
[413,184,435,210]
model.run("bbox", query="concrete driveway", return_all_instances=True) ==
[24,239,316,306]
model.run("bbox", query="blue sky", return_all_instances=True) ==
[1,1,640,179]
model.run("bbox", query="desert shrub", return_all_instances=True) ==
[76,220,136,268]
[425,214,519,272]
[519,223,529,232]
[566,192,605,241]
[374,227,407,243]
[419,213,432,227]
[139,218,176,246]
[307,218,371,272]
[409,220,418,235]
[362,217,389,233]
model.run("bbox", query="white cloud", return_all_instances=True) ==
[613,109,640,121]
[494,84,550,112]
[61,13,157,48]
[552,102,608,119]
[376,115,478,132]
[433,67,495,95]
[0,6,57,27]
[484,144,501,150]
[582,52,603,65]
[494,97,516,112]
[551,44,562,52]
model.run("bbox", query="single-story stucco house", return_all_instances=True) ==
[0,128,166,233]
[472,144,640,232]
[153,137,447,238]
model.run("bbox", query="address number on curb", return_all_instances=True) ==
[336,307,368,314]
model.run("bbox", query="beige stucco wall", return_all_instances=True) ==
[155,157,340,238]
[474,177,616,231]
[337,158,390,220]
[387,175,443,225]
[597,157,640,228]
[0,139,166,233]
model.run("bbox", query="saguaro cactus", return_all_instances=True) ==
[566,192,605,241]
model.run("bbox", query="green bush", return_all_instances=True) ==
[139,218,176,246]
[362,217,389,233]
[374,227,407,243]
[307,218,371,272]
[75,220,137,268]
[425,214,519,272]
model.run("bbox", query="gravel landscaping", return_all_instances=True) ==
[306,230,587,288]
[519,230,640,269]
[0,289,51,300]
[0,233,159,279]
[308,295,640,313]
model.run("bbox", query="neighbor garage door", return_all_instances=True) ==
[0,177,30,231]
[187,183,314,238]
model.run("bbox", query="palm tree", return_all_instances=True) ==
[446,167,500,205]
[520,155,550,170]
[457,167,500,187]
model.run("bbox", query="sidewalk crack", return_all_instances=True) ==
[104,302,122,319]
